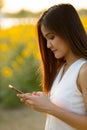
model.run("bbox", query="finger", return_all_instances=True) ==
[37,91,43,96]
[20,98,24,102]
[17,94,29,103]
[17,93,31,100]
[32,91,43,96]
[24,93,32,96]
[25,102,34,109]
[32,91,37,95]
[17,93,32,97]
[17,94,23,97]
[26,100,33,105]
[25,100,34,109]
[25,102,31,107]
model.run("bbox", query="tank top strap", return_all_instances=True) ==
[71,58,87,82]
[59,58,87,83]
[49,58,87,97]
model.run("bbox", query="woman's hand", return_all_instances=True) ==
[17,92,54,113]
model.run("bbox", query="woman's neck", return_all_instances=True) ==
[64,52,81,67]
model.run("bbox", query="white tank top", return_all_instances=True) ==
[45,58,87,130]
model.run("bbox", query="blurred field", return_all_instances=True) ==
[0,24,41,108]
[0,107,46,130]
[81,16,87,32]
[0,16,87,108]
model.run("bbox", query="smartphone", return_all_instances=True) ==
[8,85,24,94]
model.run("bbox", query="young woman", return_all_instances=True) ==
[17,4,87,130]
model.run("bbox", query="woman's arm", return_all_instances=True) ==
[48,102,87,130]
[17,63,87,130]
[17,91,87,130]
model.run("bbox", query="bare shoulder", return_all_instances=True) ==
[78,62,87,84]
[78,62,87,87]
[78,62,87,110]
[80,62,87,73]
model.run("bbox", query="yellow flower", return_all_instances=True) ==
[81,16,87,32]
[33,49,41,60]
[16,56,23,64]
[2,67,13,78]
[21,49,30,58]
[11,61,19,69]
[0,43,9,52]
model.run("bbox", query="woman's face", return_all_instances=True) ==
[41,25,70,59]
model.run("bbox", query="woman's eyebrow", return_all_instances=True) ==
[45,32,54,37]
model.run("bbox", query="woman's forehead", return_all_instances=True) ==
[41,25,54,37]
[41,25,48,33]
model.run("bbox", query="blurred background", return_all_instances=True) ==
[0,0,87,130]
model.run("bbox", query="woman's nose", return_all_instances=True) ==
[47,40,52,48]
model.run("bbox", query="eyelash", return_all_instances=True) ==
[48,36,55,40]
[50,36,55,39]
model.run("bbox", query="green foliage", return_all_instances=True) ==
[5,9,43,18]
[0,25,42,108]
[0,55,41,108]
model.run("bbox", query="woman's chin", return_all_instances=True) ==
[54,54,63,59]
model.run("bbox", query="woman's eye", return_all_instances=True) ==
[49,36,55,40]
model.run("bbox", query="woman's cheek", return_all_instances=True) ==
[54,50,65,59]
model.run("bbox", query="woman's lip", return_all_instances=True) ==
[52,50,57,53]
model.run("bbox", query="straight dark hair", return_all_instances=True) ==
[37,4,87,93]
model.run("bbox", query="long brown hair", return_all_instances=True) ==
[37,4,87,93]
